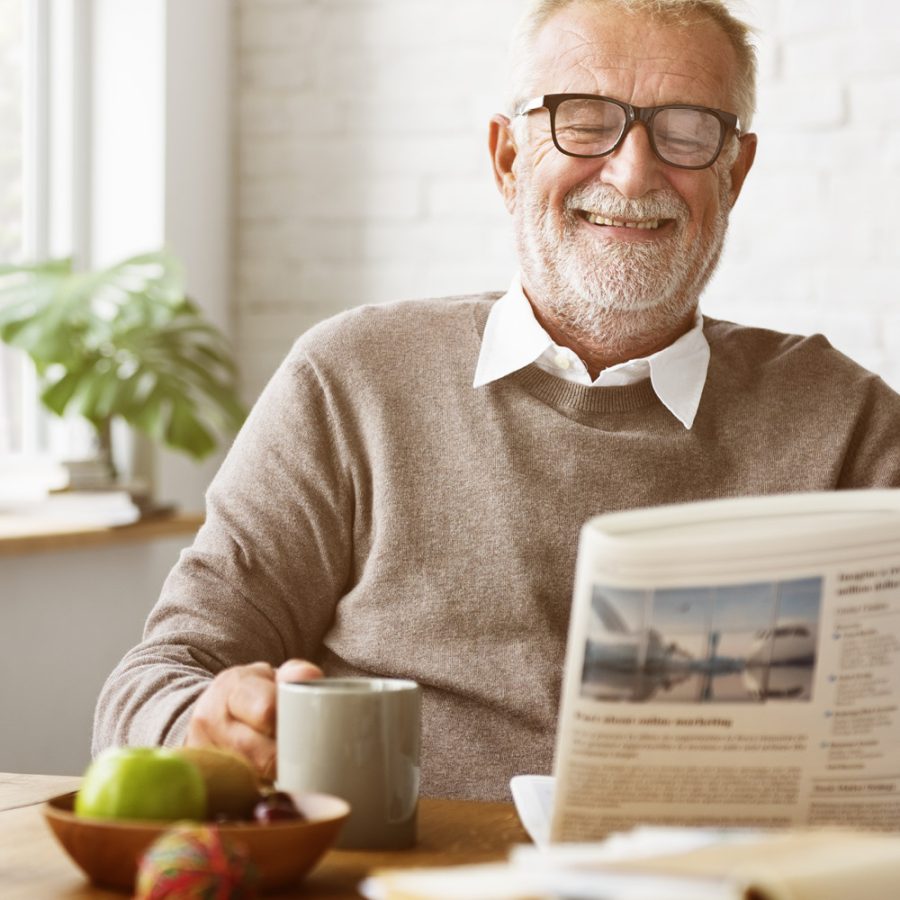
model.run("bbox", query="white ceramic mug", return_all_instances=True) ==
[276,677,421,849]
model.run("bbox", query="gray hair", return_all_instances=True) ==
[506,0,758,131]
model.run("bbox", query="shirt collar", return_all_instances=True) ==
[473,275,710,429]
[473,274,553,388]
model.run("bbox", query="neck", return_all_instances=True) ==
[527,296,698,380]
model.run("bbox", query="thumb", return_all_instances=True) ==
[276,659,324,684]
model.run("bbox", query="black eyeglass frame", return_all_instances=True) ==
[512,93,741,170]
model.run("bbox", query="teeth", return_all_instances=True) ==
[585,213,661,230]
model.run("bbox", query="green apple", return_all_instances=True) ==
[75,747,207,822]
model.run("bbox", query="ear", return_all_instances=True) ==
[489,114,519,214]
[726,132,757,207]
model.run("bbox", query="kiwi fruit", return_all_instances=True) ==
[175,747,261,821]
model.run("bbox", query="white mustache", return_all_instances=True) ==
[564,185,689,223]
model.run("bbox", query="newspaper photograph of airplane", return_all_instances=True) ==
[580,577,822,703]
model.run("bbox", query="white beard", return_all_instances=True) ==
[514,167,733,354]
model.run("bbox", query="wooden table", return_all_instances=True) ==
[0,773,529,899]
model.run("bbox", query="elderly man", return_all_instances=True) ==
[94,0,900,801]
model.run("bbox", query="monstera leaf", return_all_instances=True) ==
[0,251,246,460]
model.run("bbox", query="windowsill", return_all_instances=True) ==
[0,512,203,557]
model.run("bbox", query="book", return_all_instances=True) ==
[0,489,143,533]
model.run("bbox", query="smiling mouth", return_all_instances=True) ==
[578,210,674,230]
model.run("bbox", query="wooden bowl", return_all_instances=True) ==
[43,790,350,893]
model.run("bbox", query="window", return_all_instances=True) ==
[0,0,26,454]
[0,0,93,470]
[1,1,231,509]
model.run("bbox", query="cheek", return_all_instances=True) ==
[530,157,606,214]
[669,173,723,238]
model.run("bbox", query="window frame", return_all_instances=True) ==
[1,0,93,467]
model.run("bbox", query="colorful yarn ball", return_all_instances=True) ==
[135,824,259,899]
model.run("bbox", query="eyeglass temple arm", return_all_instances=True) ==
[511,96,546,118]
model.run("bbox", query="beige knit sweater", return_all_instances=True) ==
[93,294,900,800]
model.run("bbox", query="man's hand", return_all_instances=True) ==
[184,659,323,780]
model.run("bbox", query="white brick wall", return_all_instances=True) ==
[235,0,900,398]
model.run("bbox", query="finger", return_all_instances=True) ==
[185,688,276,778]
[276,659,324,683]
[244,661,275,677]
[184,706,214,748]
[188,714,276,779]
[219,719,277,779]
[185,674,235,748]
[225,669,279,737]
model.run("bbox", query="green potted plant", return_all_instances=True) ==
[0,249,246,485]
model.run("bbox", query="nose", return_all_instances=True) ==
[597,122,665,199]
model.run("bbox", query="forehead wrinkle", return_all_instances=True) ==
[572,59,631,86]
[557,61,727,112]
[546,43,723,91]
[529,10,738,107]
[647,52,726,88]
[543,30,608,77]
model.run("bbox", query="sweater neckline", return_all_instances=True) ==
[511,364,659,413]
[470,297,660,415]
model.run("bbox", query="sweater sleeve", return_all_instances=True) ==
[91,346,354,753]
[837,371,900,489]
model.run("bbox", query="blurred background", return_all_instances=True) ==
[1,0,898,772]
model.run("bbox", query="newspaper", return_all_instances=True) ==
[362,827,900,900]
[551,489,900,842]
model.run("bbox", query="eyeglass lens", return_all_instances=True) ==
[553,98,724,167]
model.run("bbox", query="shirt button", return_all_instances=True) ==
[554,352,571,370]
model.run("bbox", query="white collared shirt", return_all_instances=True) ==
[473,275,710,429]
